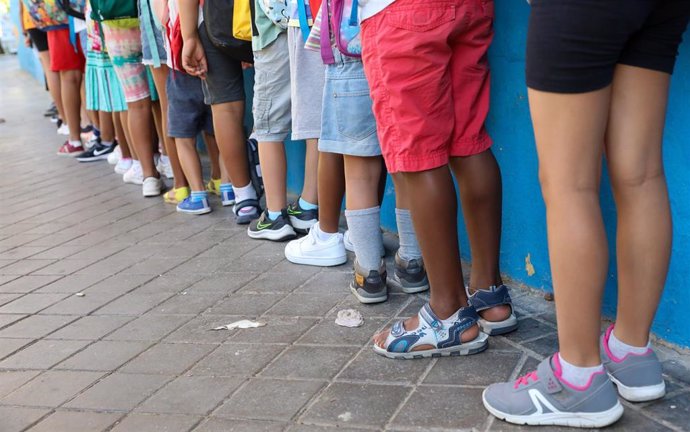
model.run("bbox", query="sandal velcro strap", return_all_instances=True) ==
[467,284,513,312]
[233,198,261,216]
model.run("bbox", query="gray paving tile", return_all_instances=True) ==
[94,292,175,315]
[391,386,486,430]
[119,343,216,375]
[522,333,559,358]
[190,343,285,377]
[294,271,352,294]
[423,350,523,387]
[0,293,69,314]
[186,273,259,294]
[30,259,91,276]
[0,259,57,275]
[153,291,227,315]
[0,338,33,361]
[0,294,21,307]
[261,346,359,380]
[504,317,556,343]
[104,314,193,341]
[297,318,387,347]
[230,317,317,345]
[0,315,79,339]
[56,341,151,371]
[337,349,432,385]
[238,272,315,294]
[46,315,134,340]
[27,245,85,260]
[193,418,286,432]
[163,315,238,344]
[0,406,50,432]
[0,275,62,294]
[206,293,283,317]
[65,373,173,411]
[301,382,409,428]
[137,375,243,415]
[284,425,363,432]
[84,274,155,295]
[2,371,103,407]
[0,314,28,330]
[39,291,121,315]
[28,411,121,432]
[34,273,109,293]
[215,378,325,421]
[0,370,41,398]
[335,293,411,319]
[135,273,206,294]
[267,292,346,318]
[641,390,690,429]
[0,247,49,260]
[110,414,201,432]
[0,339,91,370]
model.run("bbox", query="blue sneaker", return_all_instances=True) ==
[221,188,236,206]
[177,197,211,215]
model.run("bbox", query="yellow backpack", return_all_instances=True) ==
[233,0,252,41]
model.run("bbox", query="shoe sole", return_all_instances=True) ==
[373,332,489,360]
[387,274,430,294]
[285,251,347,267]
[176,207,212,215]
[247,225,297,241]
[289,216,317,233]
[482,389,624,428]
[609,374,666,402]
[76,155,110,162]
[478,314,519,336]
[57,152,82,157]
[350,285,388,304]
[222,199,236,207]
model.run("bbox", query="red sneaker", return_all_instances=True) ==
[57,141,83,157]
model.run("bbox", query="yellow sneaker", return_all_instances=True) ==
[206,178,221,196]
[164,187,190,204]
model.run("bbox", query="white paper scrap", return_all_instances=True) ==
[212,320,267,331]
[335,309,364,328]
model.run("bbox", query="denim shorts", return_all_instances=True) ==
[139,0,167,66]
[253,32,292,142]
[166,71,214,138]
[319,50,380,157]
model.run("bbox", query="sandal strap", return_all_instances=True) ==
[233,198,261,216]
[467,284,513,313]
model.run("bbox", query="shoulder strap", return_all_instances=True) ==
[296,0,311,42]
[349,0,357,25]
[319,0,334,64]
[140,0,162,67]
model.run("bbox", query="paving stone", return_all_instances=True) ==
[153,291,227,315]
[105,314,193,341]
[504,317,556,343]
[662,359,690,386]
[261,346,359,380]
[522,333,559,358]
[335,293,411,319]
[395,295,429,318]
[127,257,192,275]
[56,341,151,371]
[268,292,346,318]
[30,259,91,276]
[0,313,28,330]
[0,339,91,369]
[164,315,238,344]
[231,317,317,345]
[292,272,352,295]
[46,315,134,340]
[193,418,286,432]
[0,370,41,398]
[301,382,409,428]
[190,343,285,377]
[0,406,50,432]
[0,259,57,275]
[110,414,201,432]
[27,245,85,260]
[135,273,206,294]
[206,293,283,317]
[337,349,433,385]
[0,275,62,293]
[641,390,690,429]
[424,351,523,386]
[137,375,243,415]
[0,338,33,361]
[0,294,21,307]
[34,273,109,293]
[0,247,48,260]
[0,315,79,339]
[215,378,325,421]
[119,343,216,375]
[297,318,387,347]
[65,373,172,411]
[391,386,486,430]
[2,371,103,407]
[94,292,175,315]
[0,293,69,314]
[28,411,121,432]
[39,291,121,315]
[237,272,311,294]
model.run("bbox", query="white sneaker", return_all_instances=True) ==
[156,155,174,179]
[123,162,144,185]
[344,229,386,257]
[285,223,347,267]
[142,176,164,197]
[108,145,121,165]
[114,157,132,175]
[57,124,70,135]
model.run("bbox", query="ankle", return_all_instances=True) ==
[556,353,604,389]
[429,299,464,320]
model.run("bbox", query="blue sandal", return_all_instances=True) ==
[467,285,518,335]
[373,303,489,360]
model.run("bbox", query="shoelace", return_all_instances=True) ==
[514,371,539,388]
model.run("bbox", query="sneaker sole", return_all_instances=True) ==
[76,155,110,162]
[176,207,212,215]
[478,314,519,336]
[247,225,297,241]
[221,199,236,207]
[285,251,347,267]
[350,285,388,304]
[373,332,489,360]
[483,389,624,428]
[289,216,317,233]
[609,374,666,402]
[387,274,430,294]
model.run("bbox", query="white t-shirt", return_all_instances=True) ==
[358,0,395,21]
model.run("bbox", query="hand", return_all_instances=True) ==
[182,36,208,79]
[241,61,253,70]
[24,35,32,48]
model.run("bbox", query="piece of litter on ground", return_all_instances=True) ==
[181,292,187,295]
[75,293,85,297]
[211,319,266,331]
[337,412,352,422]
[671,405,677,409]
[335,309,364,328]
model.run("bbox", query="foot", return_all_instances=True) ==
[234,199,261,225]
[115,158,133,175]
[467,285,518,335]
[164,187,191,205]
[287,199,318,233]
[156,156,174,179]
[601,325,666,402]
[220,187,236,207]
[108,145,122,165]
[483,354,624,428]
[56,141,83,157]
[142,176,164,197]
[388,253,429,294]
[344,229,385,257]
[285,222,347,266]
[350,259,388,304]
[122,162,143,184]
[57,123,70,136]
[177,196,212,215]
[76,141,115,162]
[206,178,221,196]
[248,210,296,241]
[373,303,486,359]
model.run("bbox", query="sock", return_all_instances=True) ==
[220,182,233,194]
[132,160,142,172]
[557,353,604,388]
[69,139,83,148]
[267,210,281,220]
[190,190,208,203]
[345,206,382,271]
[312,222,338,242]
[609,329,649,358]
[395,208,421,261]
[299,197,318,210]
[233,183,258,215]
[101,140,114,147]
[160,154,170,164]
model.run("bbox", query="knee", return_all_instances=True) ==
[610,166,665,192]
[539,168,599,206]
[127,98,151,112]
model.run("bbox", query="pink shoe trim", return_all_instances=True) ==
[603,324,653,363]
[553,353,605,392]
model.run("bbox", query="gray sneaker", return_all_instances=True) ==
[483,354,624,428]
[350,259,387,304]
[601,325,666,402]
[387,253,429,294]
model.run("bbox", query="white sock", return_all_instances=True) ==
[102,140,114,147]
[610,329,649,358]
[133,160,142,169]
[312,222,338,242]
[160,154,170,164]
[69,139,83,148]
[558,354,604,388]
[233,183,257,215]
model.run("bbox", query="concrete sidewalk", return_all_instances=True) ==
[0,55,688,432]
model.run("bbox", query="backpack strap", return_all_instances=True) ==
[349,0,357,25]
[319,0,334,64]
[296,0,312,43]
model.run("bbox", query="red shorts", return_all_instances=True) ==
[47,28,85,72]
[361,0,494,173]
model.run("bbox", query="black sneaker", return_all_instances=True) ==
[286,198,318,233]
[248,210,297,241]
[76,142,116,162]
[350,259,388,304]
[388,253,430,294]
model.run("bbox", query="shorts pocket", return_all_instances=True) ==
[253,98,272,133]
[386,3,456,32]
[332,78,377,141]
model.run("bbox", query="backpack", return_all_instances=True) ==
[203,0,253,63]
[246,138,264,199]
[89,0,138,22]
[21,0,69,29]
[57,0,86,20]
[319,0,360,61]
[256,0,289,30]
[232,0,252,41]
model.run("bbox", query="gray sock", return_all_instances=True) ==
[345,206,383,272]
[395,208,422,261]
